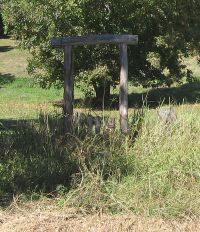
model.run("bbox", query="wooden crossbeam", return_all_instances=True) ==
[51,34,138,47]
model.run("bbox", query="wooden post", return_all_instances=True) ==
[51,34,138,47]
[63,45,74,132]
[105,117,116,133]
[119,44,129,133]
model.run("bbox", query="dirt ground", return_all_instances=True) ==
[0,199,200,232]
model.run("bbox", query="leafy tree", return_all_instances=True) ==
[2,0,200,100]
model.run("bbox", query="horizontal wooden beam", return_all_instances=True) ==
[51,34,138,47]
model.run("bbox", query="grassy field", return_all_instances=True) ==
[1,38,200,118]
[0,39,62,118]
[0,38,29,77]
[1,38,200,231]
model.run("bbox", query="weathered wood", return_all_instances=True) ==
[105,117,116,133]
[87,116,94,132]
[94,116,101,134]
[158,107,177,124]
[119,44,129,133]
[51,34,138,47]
[63,45,73,132]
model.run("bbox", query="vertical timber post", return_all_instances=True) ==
[63,45,74,132]
[119,43,129,133]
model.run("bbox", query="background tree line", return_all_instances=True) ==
[1,0,200,100]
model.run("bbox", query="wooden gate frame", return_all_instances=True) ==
[51,34,138,133]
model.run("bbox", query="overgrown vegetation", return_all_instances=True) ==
[1,106,200,218]
[0,110,143,192]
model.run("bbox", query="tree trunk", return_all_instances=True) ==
[0,14,4,37]
[94,83,110,102]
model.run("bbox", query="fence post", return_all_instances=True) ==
[119,43,129,133]
[63,45,74,132]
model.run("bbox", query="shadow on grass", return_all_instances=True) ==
[0,119,31,130]
[0,34,10,39]
[0,194,13,208]
[128,82,200,108]
[70,82,200,109]
[0,73,15,87]
[0,115,77,204]
[0,45,14,52]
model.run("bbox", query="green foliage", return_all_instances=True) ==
[2,0,82,88]
[76,65,112,98]
[2,0,200,94]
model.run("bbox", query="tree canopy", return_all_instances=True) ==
[2,0,200,98]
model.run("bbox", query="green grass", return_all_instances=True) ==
[0,38,29,77]
[0,77,63,103]
[0,76,63,118]
[0,38,63,119]
[0,38,84,119]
